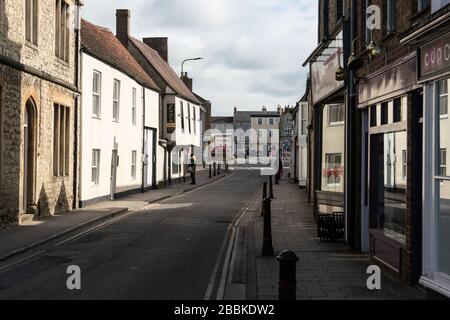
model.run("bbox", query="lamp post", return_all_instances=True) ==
[181,57,203,77]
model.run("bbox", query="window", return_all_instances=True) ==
[25,0,38,44]
[440,149,447,177]
[418,0,430,11]
[336,0,344,20]
[180,101,185,131]
[187,103,191,133]
[439,79,448,117]
[402,150,407,180]
[393,98,402,122]
[384,0,396,34]
[113,79,120,122]
[269,118,274,125]
[131,150,137,180]
[325,153,342,186]
[323,0,329,39]
[301,105,308,135]
[328,104,344,125]
[258,118,263,125]
[370,105,377,127]
[92,71,101,118]
[132,88,137,126]
[91,149,100,185]
[55,0,70,61]
[193,107,197,134]
[53,104,70,176]
[381,102,388,125]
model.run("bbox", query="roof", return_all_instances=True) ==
[211,116,234,123]
[129,37,201,105]
[80,19,160,92]
[250,112,281,118]
[194,92,210,104]
[233,111,254,123]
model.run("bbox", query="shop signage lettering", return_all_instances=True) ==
[167,103,176,123]
[420,32,450,80]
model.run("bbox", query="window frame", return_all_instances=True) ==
[180,101,185,131]
[92,70,102,119]
[113,79,120,122]
[439,79,448,118]
[132,87,137,126]
[440,148,447,177]
[53,104,70,177]
[55,0,70,62]
[25,0,39,45]
[327,104,345,126]
[402,149,407,180]
[131,150,137,180]
[91,149,100,186]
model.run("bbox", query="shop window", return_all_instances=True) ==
[328,104,344,125]
[53,104,70,176]
[324,153,343,188]
[440,149,447,177]
[381,102,388,125]
[439,79,448,117]
[26,0,38,45]
[370,131,407,243]
[370,105,377,127]
[393,98,402,123]
[91,149,100,185]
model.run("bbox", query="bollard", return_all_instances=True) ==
[213,162,217,176]
[277,250,299,300]
[218,163,221,175]
[261,182,268,216]
[269,176,274,199]
[209,164,212,178]
[275,173,279,185]
[261,197,274,257]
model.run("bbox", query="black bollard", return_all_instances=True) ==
[277,250,299,300]
[261,197,274,257]
[218,163,221,175]
[209,164,212,178]
[269,176,274,199]
[261,182,268,216]
[213,162,217,176]
[275,173,279,185]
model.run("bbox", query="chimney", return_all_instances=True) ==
[181,72,193,91]
[116,9,130,46]
[234,107,237,114]
[262,106,267,112]
[143,37,168,62]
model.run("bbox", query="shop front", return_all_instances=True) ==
[305,29,347,226]
[403,14,450,296]
[357,54,422,282]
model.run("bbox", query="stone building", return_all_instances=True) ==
[0,0,83,227]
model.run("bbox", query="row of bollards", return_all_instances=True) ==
[260,177,299,301]
[209,162,224,179]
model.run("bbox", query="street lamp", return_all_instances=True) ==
[181,57,203,76]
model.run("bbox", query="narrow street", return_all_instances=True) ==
[0,171,263,300]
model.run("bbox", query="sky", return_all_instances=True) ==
[81,0,318,116]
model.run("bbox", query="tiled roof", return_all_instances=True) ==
[211,116,234,123]
[233,111,254,123]
[250,111,280,118]
[80,19,160,92]
[129,37,201,105]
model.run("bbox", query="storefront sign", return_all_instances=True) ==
[167,103,176,124]
[419,32,450,80]
[310,30,344,104]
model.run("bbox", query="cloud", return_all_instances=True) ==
[81,0,317,116]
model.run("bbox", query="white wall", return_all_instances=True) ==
[80,53,160,202]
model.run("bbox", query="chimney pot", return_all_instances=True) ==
[143,37,169,62]
[116,9,130,46]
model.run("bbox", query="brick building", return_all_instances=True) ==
[0,0,83,227]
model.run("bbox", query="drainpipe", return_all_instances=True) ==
[141,86,146,192]
[344,0,357,249]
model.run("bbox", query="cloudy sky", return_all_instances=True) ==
[82,0,317,116]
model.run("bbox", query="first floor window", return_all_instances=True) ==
[180,101,185,131]
[91,149,100,185]
[440,149,447,177]
[53,104,70,176]
[131,150,137,180]
[26,0,38,44]
[132,88,137,126]
[55,0,70,61]
[258,118,262,125]
[92,70,101,118]
[439,79,448,117]
[113,79,120,122]
[328,104,344,125]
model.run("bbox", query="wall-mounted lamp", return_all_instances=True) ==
[347,37,381,71]
[335,50,345,82]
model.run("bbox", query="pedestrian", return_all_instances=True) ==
[190,154,197,185]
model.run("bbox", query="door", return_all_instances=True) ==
[23,99,35,214]
[299,102,309,187]
[110,150,118,200]
[144,128,157,189]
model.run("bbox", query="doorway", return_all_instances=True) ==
[23,99,36,214]
[144,127,157,189]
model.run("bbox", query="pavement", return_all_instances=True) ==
[0,168,228,262]
[224,173,428,300]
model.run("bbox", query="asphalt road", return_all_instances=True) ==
[0,170,263,300]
